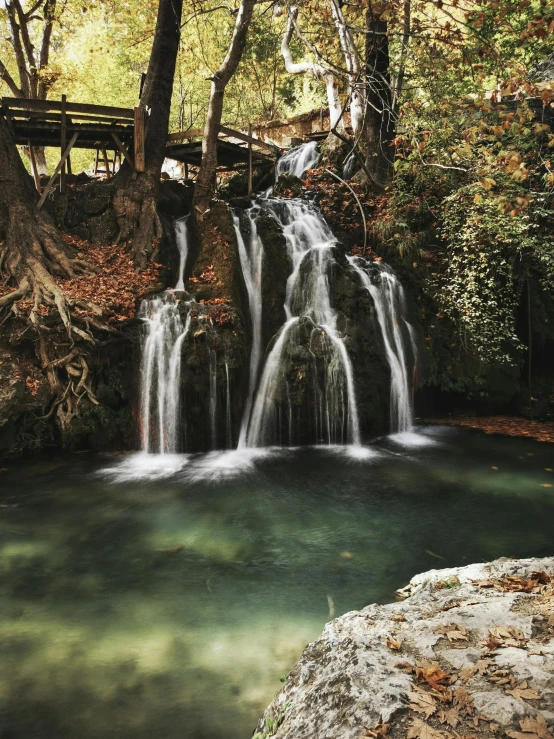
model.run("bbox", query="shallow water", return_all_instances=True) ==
[0,426,553,738]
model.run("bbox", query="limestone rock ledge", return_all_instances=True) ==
[253,557,554,739]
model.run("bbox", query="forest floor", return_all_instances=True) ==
[425,417,554,444]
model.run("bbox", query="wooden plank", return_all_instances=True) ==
[219,125,279,154]
[166,127,204,143]
[36,133,79,211]
[14,121,134,134]
[60,94,67,193]
[134,106,146,172]
[2,96,134,118]
[8,110,135,125]
[27,139,42,194]
[111,133,134,170]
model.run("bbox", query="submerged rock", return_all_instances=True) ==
[254,556,554,738]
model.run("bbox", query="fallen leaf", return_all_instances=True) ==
[386,635,402,650]
[438,708,460,728]
[407,689,437,719]
[416,664,451,692]
[507,682,541,701]
[540,484,552,488]
[392,614,406,622]
[407,717,448,739]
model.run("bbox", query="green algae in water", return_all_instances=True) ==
[0,426,553,738]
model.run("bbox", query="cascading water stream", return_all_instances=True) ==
[138,218,192,454]
[139,296,191,453]
[241,196,361,448]
[347,256,417,433]
[275,141,320,179]
[232,211,264,448]
[174,215,190,291]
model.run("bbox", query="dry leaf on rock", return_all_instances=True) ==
[436,623,468,642]
[416,664,451,692]
[438,708,460,728]
[507,715,554,739]
[407,718,450,739]
[386,635,402,650]
[506,681,541,700]
[407,690,437,719]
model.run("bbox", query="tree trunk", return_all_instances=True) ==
[363,11,395,190]
[193,0,256,215]
[113,0,183,269]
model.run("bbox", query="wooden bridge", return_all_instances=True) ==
[0,96,280,210]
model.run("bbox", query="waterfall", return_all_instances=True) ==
[232,210,264,448]
[174,216,190,291]
[347,256,417,433]
[138,217,192,454]
[139,294,191,453]
[242,197,361,448]
[225,362,232,449]
[276,141,320,179]
[209,348,218,449]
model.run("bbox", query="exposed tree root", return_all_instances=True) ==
[0,208,104,431]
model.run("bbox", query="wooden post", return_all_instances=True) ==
[184,162,189,180]
[134,106,146,173]
[60,94,67,192]
[111,133,134,170]
[94,149,99,175]
[102,148,110,178]
[37,133,79,211]
[248,122,253,197]
[27,139,42,194]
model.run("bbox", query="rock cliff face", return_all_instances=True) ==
[253,557,554,739]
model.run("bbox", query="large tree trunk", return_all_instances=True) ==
[193,0,256,215]
[362,10,395,189]
[113,0,183,269]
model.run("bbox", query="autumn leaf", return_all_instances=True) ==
[416,664,451,692]
[407,689,437,719]
[407,717,449,739]
[386,635,402,650]
[507,682,541,701]
[438,708,460,728]
[436,623,468,642]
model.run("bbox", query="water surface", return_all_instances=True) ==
[0,426,553,738]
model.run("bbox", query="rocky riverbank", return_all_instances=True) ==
[253,557,554,739]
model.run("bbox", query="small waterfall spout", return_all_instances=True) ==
[174,216,190,291]
[233,210,264,448]
[243,198,361,448]
[138,217,192,454]
[139,293,191,453]
[276,141,320,179]
[348,256,417,432]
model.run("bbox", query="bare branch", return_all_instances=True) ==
[0,58,22,97]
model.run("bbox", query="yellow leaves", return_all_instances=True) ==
[386,635,403,650]
[540,483,552,488]
[506,681,542,701]
[481,177,496,190]
[473,193,484,204]
[407,718,449,739]
[391,614,406,622]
